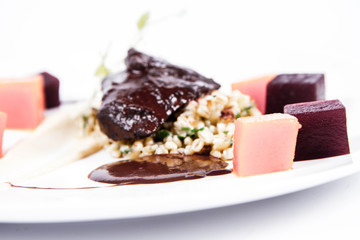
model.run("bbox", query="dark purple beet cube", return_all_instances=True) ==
[284,99,350,161]
[266,74,325,114]
[40,72,60,108]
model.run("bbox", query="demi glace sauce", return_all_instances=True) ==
[88,154,231,185]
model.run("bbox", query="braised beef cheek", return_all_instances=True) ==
[97,49,220,141]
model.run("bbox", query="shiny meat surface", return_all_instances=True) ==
[97,49,220,141]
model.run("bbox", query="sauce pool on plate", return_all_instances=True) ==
[88,154,232,185]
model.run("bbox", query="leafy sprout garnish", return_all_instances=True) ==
[94,12,151,78]
[137,12,150,31]
[95,52,111,78]
[94,10,186,78]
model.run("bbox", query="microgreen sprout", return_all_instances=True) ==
[137,12,150,30]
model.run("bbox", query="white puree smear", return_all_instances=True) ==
[0,102,106,188]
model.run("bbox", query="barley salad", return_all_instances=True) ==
[84,89,260,161]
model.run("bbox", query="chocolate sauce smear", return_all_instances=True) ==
[97,49,220,141]
[88,154,231,185]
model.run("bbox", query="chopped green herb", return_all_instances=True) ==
[179,127,205,139]
[241,106,252,115]
[188,133,197,139]
[82,115,88,129]
[230,139,233,147]
[121,148,133,155]
[235,113,241,119]
[191,127,204,133]
[155,129,170,142]
[137,12,150,30]
[212,95,217,98]
[223,131,228,134]
[177,135,185,141]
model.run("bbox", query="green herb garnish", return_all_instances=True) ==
[188,133,197,139]
[180,127,204,139]
[241,106,252,115]
[95,62,110,78]
[82,115,88,129]
[95,49,111,78]
[191,127,204,133]
[155,129,170,142]
[121,148,133,155]
[137,12,150,30]
[224,131,228,134]
[177,135,185,141]
[235,106,253,119]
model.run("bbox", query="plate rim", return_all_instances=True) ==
[0,153,358,224]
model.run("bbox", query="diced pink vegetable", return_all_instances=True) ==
[0,112,6,156]
[231,75,276,114]
[233,114,301,177]
[0,76,45,129]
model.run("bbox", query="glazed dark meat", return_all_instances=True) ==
[97,49,220,141]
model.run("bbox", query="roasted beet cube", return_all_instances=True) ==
[284,99,350,161]
[40,72,60,108]
[266,74,325,114]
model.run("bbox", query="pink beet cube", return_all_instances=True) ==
[0,112,6,156]
[284,99,350,160]
[0,76,45,129]
[232,75,276,114]
[266,74,325,114]
[233,113,301,177]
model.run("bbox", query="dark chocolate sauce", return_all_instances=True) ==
[97,49,220,141]
[8,182,112,190]
[8,155,231,190]
[88,154,231,185]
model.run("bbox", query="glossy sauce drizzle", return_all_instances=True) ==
[88,154,232,185]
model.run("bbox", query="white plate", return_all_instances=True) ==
[0,129,358,223]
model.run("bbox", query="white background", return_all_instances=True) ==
[1,0,360,239]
